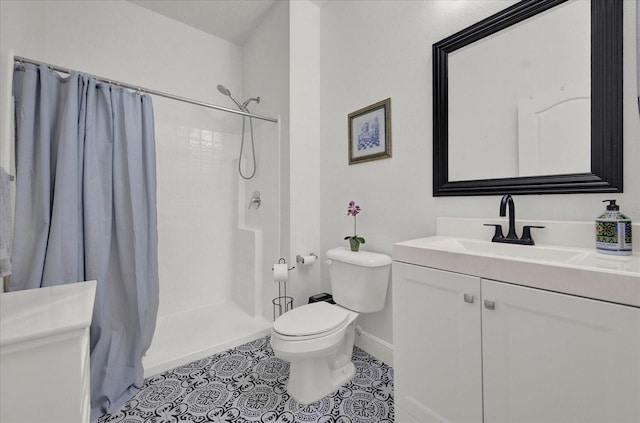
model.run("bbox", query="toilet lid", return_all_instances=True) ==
[273,302,350,337]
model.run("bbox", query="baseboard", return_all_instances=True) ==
[354,328,393,366]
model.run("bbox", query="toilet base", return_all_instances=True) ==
[286,356,355,404]
[270,305,359,404]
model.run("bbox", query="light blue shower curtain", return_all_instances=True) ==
[10,63,159,420]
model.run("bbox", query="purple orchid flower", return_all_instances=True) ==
[344,201,365,248]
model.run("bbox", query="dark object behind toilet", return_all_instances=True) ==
[308,293,335,304]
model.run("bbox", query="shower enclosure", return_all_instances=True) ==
[142,95,280,377]
[0,0,289,381]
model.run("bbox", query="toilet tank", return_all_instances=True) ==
[326,247,392,313]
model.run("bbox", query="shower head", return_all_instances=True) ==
[217,84,245,111]
[216,84,231,96]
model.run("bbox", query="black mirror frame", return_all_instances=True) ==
[433,0,623,196]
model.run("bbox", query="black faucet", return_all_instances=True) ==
[500,194,518,239]
[484,194,544,245]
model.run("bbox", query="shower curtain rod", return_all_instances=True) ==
[13,56,279,123]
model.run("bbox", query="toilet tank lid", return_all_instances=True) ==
[326,247,392,267]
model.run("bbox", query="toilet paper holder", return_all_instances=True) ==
[272,257,295,273]
[296,253,318,264]
[272,258,294,319]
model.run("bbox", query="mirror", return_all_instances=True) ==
[433,0,623,196]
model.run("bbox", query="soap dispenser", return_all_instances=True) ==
[595,200,632,255]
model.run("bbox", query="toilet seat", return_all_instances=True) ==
[273,302,350,340]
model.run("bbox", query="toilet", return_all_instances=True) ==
[270,247,392,404]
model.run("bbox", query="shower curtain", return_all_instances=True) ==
[10,63,159,420]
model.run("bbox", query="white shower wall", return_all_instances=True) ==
[154,103,239,314]
[147,107,276,375]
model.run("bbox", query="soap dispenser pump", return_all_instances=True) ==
[595,200,632,255]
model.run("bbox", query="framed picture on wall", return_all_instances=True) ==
[348,98,392,164]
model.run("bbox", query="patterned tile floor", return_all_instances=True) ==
[96,336,394,422]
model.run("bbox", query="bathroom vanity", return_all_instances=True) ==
[392,218,640,423]
[0,281,96,423]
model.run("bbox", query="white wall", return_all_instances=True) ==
[243,0,291,320]
[319,0,640,346]
[0,1,248,317]
[288,0,322,309]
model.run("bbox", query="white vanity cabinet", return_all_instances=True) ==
[393,263,483,422]
[0,281,97,423]
[393,262,640,423]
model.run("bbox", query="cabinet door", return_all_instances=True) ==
[482,279,640,423]
[393,263,483,423]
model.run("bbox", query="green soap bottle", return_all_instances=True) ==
[595,200,632,255]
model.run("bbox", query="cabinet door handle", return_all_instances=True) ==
[484,300,495,310]
[463,294,474,304]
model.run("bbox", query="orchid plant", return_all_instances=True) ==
[344,201,365,251]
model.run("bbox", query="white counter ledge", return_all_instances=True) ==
[393,218,640,308]
[1,280,97,348]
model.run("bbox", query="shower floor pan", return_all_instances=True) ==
[142,302,271,377]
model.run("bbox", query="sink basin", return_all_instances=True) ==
[423,237,590,263]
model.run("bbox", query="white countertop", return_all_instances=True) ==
[393,218,640,308]
[1,280,97,348]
